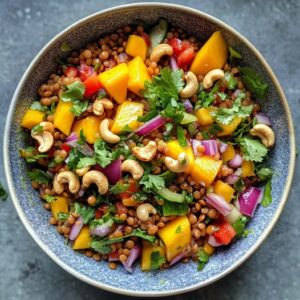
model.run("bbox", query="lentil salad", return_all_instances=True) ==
[20,19,275,272]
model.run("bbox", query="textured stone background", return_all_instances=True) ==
[0,0,299,299]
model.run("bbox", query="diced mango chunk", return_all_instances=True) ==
[217,117,242,137]
[158,216,191,261]
[221,144,235,162]
[111,101,143,134]
[141,242,165,271]
[214,180,235,203]
[50,196,69,220]
[165,140,195,173]
[190,31,228,75]
[195,107,215,126]
[191,156,222,186]
[73,226,92,250]
[98,63,129,104]
[125,35,148,61]
[72,116,102,144]
[53,100,75,136]
[127,56,151,95]
[21,109,45,129]
[122,196,139,207]
[241,160,255,177]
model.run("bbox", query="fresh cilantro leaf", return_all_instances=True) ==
[240,67,268,98]
[229,46,242,61]
[176,125,187,147]
[89,214,114,228]
[217,92,227,101]
[78,130,87,145]
[74,203,95,224]
[67,148,83,170]
[70,100,89,117]
[234,178,244,193]
[60,42,70,52]
[143,68,184,110]
[232,119,255,138]
[0,182,8,201]
[238,137,268,162]
[94,140,114,168]
[121,124,133,133]
[48,155,65,168]
[232,216,250,238]
[77,157,97,169]
[185,194,194,203]
[110,182,130,195]
[261,180,272,207]
[57,212,69,221]
[224,71,238,90]
[90,238,112,254]
[61,82,85,102]
[137,110,158,122]
[150,251,166,270]
[197,90,215,108]
[197,249,209,271]
[19,147,47,163]
[181,112,198,124]
[175,225,182,233]
[133,191,149,202]
[140,174,165,192]
[31,124,43,135]
[256,167,273,181]
[159,171,175,186]
[111,141,132,160]
[160,102,184,124]
[43,195,56,203]
[204,123,223,137]
[28,169,52,184]
[131,228,156,243]
[187,122,198,137]
[30,101,48,112]
[162,201,188,216]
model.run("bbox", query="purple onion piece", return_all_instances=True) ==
[255,113,272,126]
[229,153,243,168]
[183,99,194,113]
[225,174,240,185]
[170,56,178,71]
[201,139,219,156]
[65,132,78,143]
[238,187,263,217]
[170,252,185,266]
[102,159,122,185]
[122,245,141,273]
[219,141,229,154]
[205,193,232,216]
[208,235,223,247]
[135,115,165,136]
[192,139,203,157]
[69,216,84,241]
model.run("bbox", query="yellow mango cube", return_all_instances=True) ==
[217,117,242,137]
[141,242,165,271]
[221,144,235,162]
[191,156,222,186]
[158,216,191,261]
[73,226,92,250]
[195,107,215,126]
[111,101,143,134]
[53,100,75,136]
[241,160,255,177]
[21,109,45,129]
[50,196,69,220]
[166,140,195,173]
[190,31,228,75]
[72,116,102,144]
[98,63,129,104]
[125,35,148,61]
[214,180,235,203]
[127,56,151,95]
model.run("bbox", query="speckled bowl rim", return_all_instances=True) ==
[4,2,296,297]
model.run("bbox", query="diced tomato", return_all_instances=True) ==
[64,66,78,78]
[95,209,103,219]
[177,47,194,68]
[95,203,109,219]
[61,143,71,153]
[219,86,226,92]
[140,32,151,47]
[83,74,102,98]
[115,202,127,215]
[79,62,94,81]
[108,251,120,261]
[213,221,236,245]
[168,38,191,56]
[119,179,139,199]
[48,148,55,158]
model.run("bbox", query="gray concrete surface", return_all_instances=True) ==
[0,0,299,299]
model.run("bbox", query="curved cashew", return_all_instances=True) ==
[53,171,80,194]
[99,118,120,144]
[93,98,114,116]
[165,152,189,173]
[40,121,55,134]
[132,141,157,162]
[75,166,91,177]
[150,44,173,62]
[136,203,157,222]
[203,69,225,89]
[250,124,275,148]
[180,71,199,98]
[121,159,144,180]
[82,170,109,195]
[31,131,54,153]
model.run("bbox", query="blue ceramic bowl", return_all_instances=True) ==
[4,3,296,297]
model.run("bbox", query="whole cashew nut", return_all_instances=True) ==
[136,203,157,222]
[31,131,54,153]
[132,141,157,162]
[75,166,91,177]
[165,152,189,173]
[180,71,199,98]
[202,69,225,89]
[250,124,275,148]
[150,44,173,62]
[93,98,114,116]
[53,171,80,194]
[82,170,109,195]
[121,159,144,180]
[99,118,120,144]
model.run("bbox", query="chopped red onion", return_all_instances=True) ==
[238,187,263,217]
[224,205,242,224]
[116,225,125,232]
[67,140,94,157]
[170,56,178,71]
[192,139,203,157]
[69,216,84,241]
[118,53,128,63]
[206,193,232,216]
[255,113,272,126]
[170,252,185,266]
[65,132,78,143]
[77,188,85,198]
[122,245,141,273]
[135,115,165,136]
[102,159,122,184]
[183,100,193,113]
[225,174,240,185]
[219,141,228,154]
[90,223,111,237]
[229,153,243,168]
[201,140,219,156]
[208,235,223,247]
[233,89,241,98]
